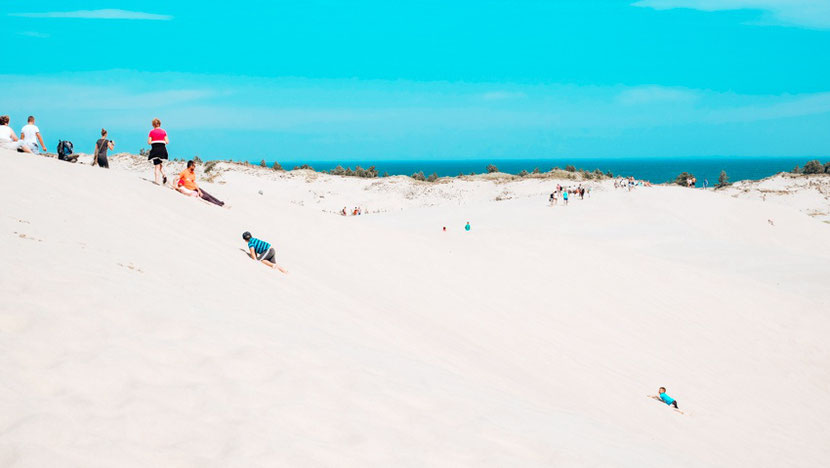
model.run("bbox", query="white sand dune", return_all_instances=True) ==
[722,173,830,223]
[1,149,829,467]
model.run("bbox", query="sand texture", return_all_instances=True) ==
[2,149,829,467]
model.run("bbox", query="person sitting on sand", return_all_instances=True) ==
[177,160,225,206]
[0,115,27,152]
[341,207,347,216]
[465,221,471,231]
[147,118,169,185]
[92,128,115,168]
[20,116,46,154]
[242,231,288,273]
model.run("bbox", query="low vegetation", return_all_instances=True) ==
[716,170,730,188]
[792,160,830,175]
[674,172,695,186]
[158,156,619,184]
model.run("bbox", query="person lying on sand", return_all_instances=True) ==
[177,160,225,207]
[650,387,683,413]
[242,231,288,273]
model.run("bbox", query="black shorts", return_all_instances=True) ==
[260,247,276,262]
[148,143,168,164]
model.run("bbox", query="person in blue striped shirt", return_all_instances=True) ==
[243,231,288,273]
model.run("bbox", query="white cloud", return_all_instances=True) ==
[616,86,699,105]
[2,71,829,134]
[706,91,830,123]
[10,9,173,21]
[632,0,830,29]
[16,31,50,38]
[481,91,527,101]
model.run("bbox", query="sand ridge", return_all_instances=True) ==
[1,149,829,467]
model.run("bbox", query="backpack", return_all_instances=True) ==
[57,140,77,163]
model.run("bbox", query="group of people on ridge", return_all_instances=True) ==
[549,184,589,206]
[341,206,364,216]
[0,115,47,154]
[5,115,284,272]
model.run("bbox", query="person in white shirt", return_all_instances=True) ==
[0,115,29,152]
[20,115,47,154]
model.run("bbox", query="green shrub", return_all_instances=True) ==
[518,170,528,177]
[565,164,576,172]
[427,172,438,182]
[716,170,730,188]
[412,171,426,181]
[532,167,540,174]
[204,160,219,173]
[272,161,283,171]
[792,165,801,174]
[193,155,203,164]
[803,160,824,174]
[674,172,695,186]
[486,164,498,173]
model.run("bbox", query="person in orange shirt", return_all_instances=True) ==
[176,160,225,207]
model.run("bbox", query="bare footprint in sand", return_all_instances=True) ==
[117,262,144,273]
[14,232,43,242]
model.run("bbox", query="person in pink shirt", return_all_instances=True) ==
[147,118,169,185]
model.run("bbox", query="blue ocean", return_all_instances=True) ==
[263,157,817,184]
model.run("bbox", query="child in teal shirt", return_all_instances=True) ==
[657,387,678,409]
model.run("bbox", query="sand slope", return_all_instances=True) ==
[1,149,829,467]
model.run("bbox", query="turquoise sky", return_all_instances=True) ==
[2,0,829,160]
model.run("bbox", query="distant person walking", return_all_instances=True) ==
[242,231,288,273]
[177,160,225,206]
[92,128,115,168]
[20,116,46,154]
[0,115,27,152]
[465,221,471,231]
[562,190,569,205]
[147,118,169,185]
